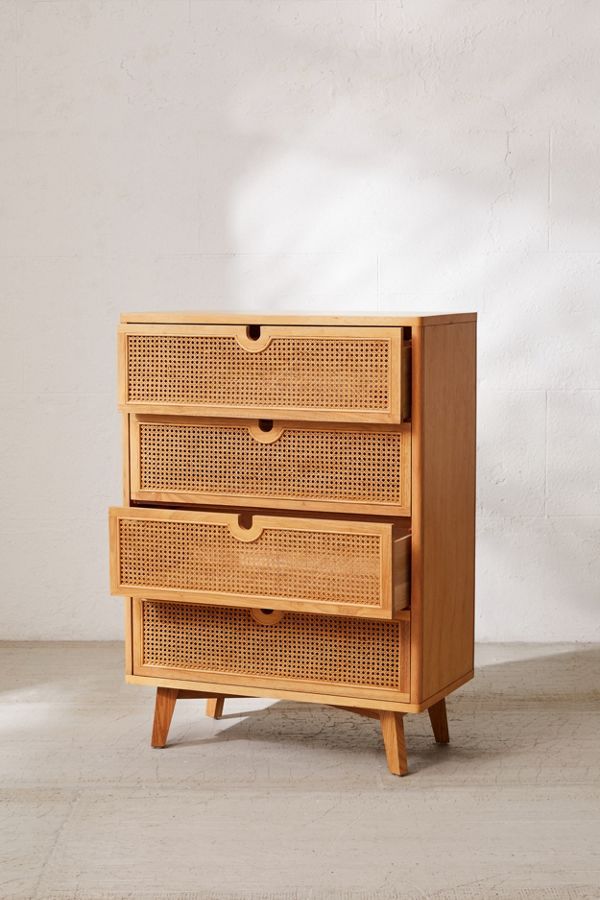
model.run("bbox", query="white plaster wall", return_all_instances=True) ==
[0,1,598,641]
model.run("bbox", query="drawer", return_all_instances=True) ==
[118,324,406,424]
[130,415,411,516]
[109,507,410,620]
[132,599,410,701]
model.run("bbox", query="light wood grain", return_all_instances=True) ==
[111,310,477,776]
[134,661,411,705]
[151,687,178,748]
[109,506,409,620]
[129,414,412,517]
[205,697,225,719]
[176,690,244,700]
[419,322,476,700]
[409,325,424,701]
[120,411,134,677]
[379,711,408,776]
[127,673,414,712]
[121,413,131,504]
[120,311,477,327]
[393,534,411,617]
[427,697,450,744]
[123,598,133,676]
[128,670,468,714]
[131,598,411,703]
[417,670,474,712]
[118,323,405,424]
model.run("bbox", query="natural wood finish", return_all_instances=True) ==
[112,310,477,776]
[418,322,476,700]
[131,598,411,703]
[427,698,450,744]
[151,687,178,748]
[118,323,405,424]
[129,414,412,517]
[120,311,477,327]
[110,506,410,620]
[416,670,474,712]
[128,671,465,714]
[206,697,225,719]
[121,410,134,679]
[401,338,412,422]
[393,534,411,616]
[121,413,131,504]
[250,608,285,625]
[161,688,243,701]
[379,711,408,776]
[123,598,133,676]
[175,690,226,699]
[409,325,424,702]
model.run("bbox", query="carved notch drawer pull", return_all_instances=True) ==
[235,324,273,352]
[247,420,285,443]
[251,609,285,625]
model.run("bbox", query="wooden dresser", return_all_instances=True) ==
[109,312,476,776]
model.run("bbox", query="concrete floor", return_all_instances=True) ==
[0,644,599,900]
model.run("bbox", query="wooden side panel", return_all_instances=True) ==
[124,597,133,676]
[408,326,424,701]
[417,322,476,702]
[392,534,411,614]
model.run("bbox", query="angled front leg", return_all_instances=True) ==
[151,687,179,748]
[428,698,450,744]
[379,711,408,776]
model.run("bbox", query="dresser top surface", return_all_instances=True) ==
[120,311,477,327]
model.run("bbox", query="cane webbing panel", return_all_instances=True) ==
[126,334,392,413]
[118,516,383,607]
[140,601,403,689]
[137,420,407,508]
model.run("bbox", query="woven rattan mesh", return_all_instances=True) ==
[127,334,391,411]
[141,601,402,689]
[138,421,405,505]
[119,517,382,606]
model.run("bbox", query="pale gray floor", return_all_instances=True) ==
[0,643,599,900]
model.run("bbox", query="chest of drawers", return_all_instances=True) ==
[109,311,476,776]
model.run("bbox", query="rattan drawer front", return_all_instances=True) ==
[110,507,410,619]
[118,324,405,423]
[133,599,410,701]
[130,415,411,516]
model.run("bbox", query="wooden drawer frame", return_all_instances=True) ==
[110,506,410,620]
[129,414,412,516]
[118,323,406,424]
[113,311,477,777]
[131,598,411,703]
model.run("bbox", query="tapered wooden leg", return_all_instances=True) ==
[151,687,179,748]
[379,711,408,776]
[205,696,225,719]
[428,698,450,744]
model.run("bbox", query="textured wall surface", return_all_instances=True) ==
[0,1,598,640]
